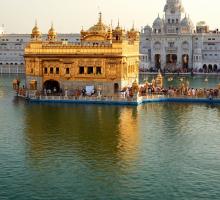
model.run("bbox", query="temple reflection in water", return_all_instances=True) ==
[24,104,140,169]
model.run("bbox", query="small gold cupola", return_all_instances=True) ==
[31,20,41,41]
[112,19,125,42]
[127,22,140,42]
[48,23,57,42]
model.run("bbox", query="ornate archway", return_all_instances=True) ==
[155,54,161,69]
[166,54,177,64]
[208,64,213,72]
[43,80,60,93]
[182,54,189,68]
[114,83,119,93]
[203,64,207,72]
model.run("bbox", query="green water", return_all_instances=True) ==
[1,75,220,200]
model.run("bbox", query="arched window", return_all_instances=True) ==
[50,67,53,74]
[44,67,48,74]
[208,64,213,72]
[66,68,70,74]
[56,67,59,74]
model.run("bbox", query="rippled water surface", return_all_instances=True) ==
[1,75,220,200]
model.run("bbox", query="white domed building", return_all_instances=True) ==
[140,0,220,72]
[152,15,164,34]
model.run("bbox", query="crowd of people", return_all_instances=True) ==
[140,67,220,74]
[14,79,220,100]
[139,85,220,99]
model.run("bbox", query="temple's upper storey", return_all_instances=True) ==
[164,0,184,14]
[150,0,193,35]
[80,12,139,45]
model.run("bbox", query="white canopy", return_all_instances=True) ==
[86,86,94,96]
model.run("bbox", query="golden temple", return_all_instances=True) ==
[24,13,140,95]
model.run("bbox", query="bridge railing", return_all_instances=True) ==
[29,95,141,102]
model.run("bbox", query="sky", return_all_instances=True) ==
[1,0,220,33]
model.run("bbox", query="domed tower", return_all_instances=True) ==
[31,21,41,41]
[112,20,126,42]
[181,14,194,33]
[152,15,164,34]
[164,0,184,34]
[127,23,140,42]
[48,23,57,42]
[81,12,110,43]
[142,25,152,35]
[107,25,113,43]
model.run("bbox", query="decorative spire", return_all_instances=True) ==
[117,18,120,28]
[35,19,38,27]
[131,21,135,31]
[51,21,54,29]
[98,12,102,24]
[108,24,112,32]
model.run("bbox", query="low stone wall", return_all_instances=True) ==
[26,95,220,106]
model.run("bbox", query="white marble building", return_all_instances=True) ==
[140,0,220,72]
[0,26,80,74]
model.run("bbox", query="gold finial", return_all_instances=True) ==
[35,19,38,27]
[108,24,112,31]
[117,18,120,27]
[132,21,135,30]
[98,12,102,24]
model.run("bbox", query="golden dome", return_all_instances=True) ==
[31,21,41,38]
[88,12,109,33]
[48,23,57,41]
[48,23,57,36]
[132,79,139,93]
[132,79,139,88]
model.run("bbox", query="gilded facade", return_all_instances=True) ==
[24,13,140,95]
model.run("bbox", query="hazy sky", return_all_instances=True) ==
[1,0,220,33]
